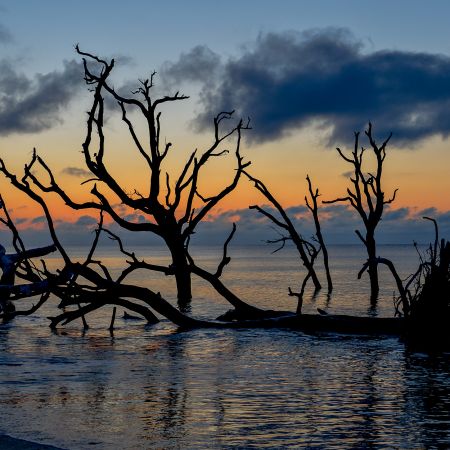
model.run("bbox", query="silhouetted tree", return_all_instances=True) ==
[0,195,56,319]
[404,218,450,345]
[3,48,251,308]
[5,50,446,342]
[244,171,322,307]
[0,48,288,327]
[0,183,220,328]
[359,216,450,346]
[324,123,397,301]
[305,175,332,293]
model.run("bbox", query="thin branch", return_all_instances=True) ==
[215,223,236,278]
[249,205,289,230]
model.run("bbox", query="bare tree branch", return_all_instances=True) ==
[324,123,397,300]
[306,175,332,292]
[244,170,322,292]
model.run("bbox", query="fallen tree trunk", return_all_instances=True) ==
[51,263,409,335]
[212,312,405,335]
[286,313,404,335]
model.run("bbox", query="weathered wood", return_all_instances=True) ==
[0,243,57,316]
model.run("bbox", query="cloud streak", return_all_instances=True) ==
[164,28,450,145]
[61,167,92,178]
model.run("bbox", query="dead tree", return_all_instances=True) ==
[244,171,322,305]
[407,218,450,337]
[0,155,285,328]
[185,223,289,320]
[102,222,279,321]
[4,47,250,309]
[0,243,56,313]
[0,48,301,328]
[358,257,409,317]
[360,217,450,346]
[305,175,332,293]
[0,179,196,327]
[324,123,397,301]
[41,222,292,329]
[0,196,57,318]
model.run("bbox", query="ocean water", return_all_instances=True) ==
[0,244,449,449]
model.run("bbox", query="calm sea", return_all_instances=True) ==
[0,244,449,449]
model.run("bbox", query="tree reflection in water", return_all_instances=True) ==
[0,246,449,449]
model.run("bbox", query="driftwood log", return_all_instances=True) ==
[0,244,56,318]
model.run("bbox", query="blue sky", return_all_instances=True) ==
[4,1,450,72]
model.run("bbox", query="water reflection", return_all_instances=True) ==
[1,245,449,448]
[0,319,449,449]
[402,351,450,445]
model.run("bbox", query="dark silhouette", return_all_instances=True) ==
[0,186,446,346]
[0,196,56,319]
[324,123,397,302]
[404,218,450,347]
[8,47,252,309]
[358,217,450,347]
[244,171,322,309]
[305,175,332,293]
[0,47,446,349]
[0,41,297,330]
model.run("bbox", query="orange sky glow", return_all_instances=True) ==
[2,122,450,229]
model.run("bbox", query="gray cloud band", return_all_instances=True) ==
[61,167,92,178]
[4,205,449,247]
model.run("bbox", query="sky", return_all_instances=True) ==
[2,0,450,246]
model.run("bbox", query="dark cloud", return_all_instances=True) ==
[165,28,450,145]
[61,167,92,178]
[418,207,438,217]
[0,59,84,135]
[112,203,128,216]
